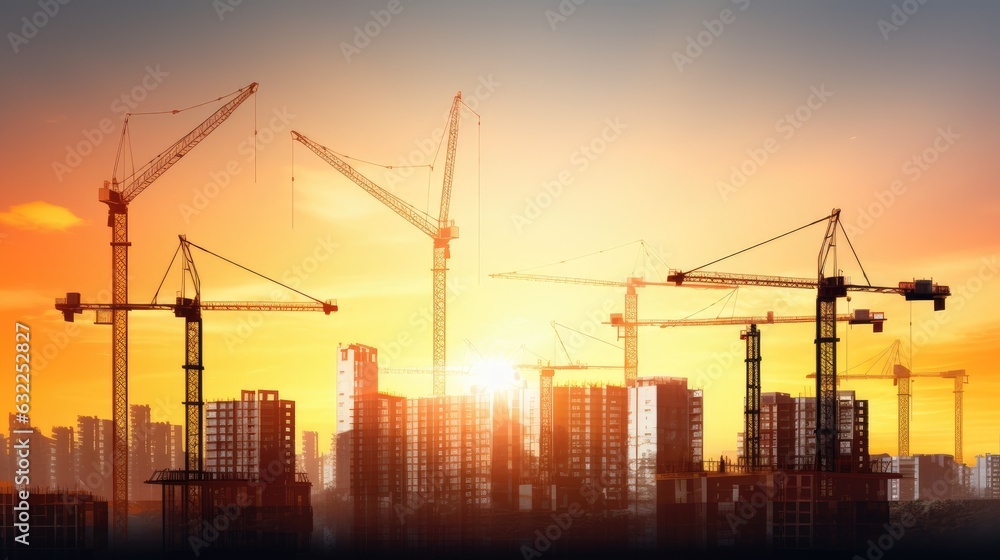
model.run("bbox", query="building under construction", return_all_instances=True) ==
[130,404,183,502]
[0,488,109,555]
[654,388,896,553]
[148,389,312,555]
[552,384,629,510]
[655,468,894,553]
[490,386,540,512]
[736,390,871,472]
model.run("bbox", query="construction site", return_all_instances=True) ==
[3,4,1000,558]
[9,78,975,559]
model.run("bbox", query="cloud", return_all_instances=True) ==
[0,201,83,231]
[0,289,53,310]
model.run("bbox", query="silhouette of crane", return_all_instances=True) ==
[667,208,949,474]
[57,236,336,537]
[292,92,464,397]
[807,339,968,463]
[618,310,885,471]
[83,82,257,538]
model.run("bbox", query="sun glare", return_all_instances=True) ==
[469,358,520,393]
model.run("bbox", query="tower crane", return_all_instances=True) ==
[488,273,690,388]
[292,92,464,397]
[666,208,950,474]
[57,236,336,539]
[613,310,886,471]
[88,82,257,538]
[806,339,968,463]
[514,360,622,510]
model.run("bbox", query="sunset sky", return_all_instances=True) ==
[1,0,998,464]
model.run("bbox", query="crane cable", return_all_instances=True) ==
[552,321,623,351]
[510,240,646,275]
[683,213,832,274]
[676,289,739,321]
[149,244,183,305]
[182,238,329,306]
[111,85,248,187]
[129,90,242,116]
[838,220,873,287]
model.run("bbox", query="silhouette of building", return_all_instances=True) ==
[151,389,311,555]
[754,392,797,469]
[351,392,406,549]
[301,430,323,493]
[628,377,704,503]
[627,377,704,548]
[336,343,379,433]
[336,343,379,494]
[325,433,337,491]
[50,425,75,491]
[130,404,183,501]
[552,384,628,510]
[655,468,893,553]
[877,453,962,501]
[789,390,869,472]
[972,453,1000,498]
[654,388,893,553]
[490,386,539,512]
[0,489,108,553]
[401,393,492,548]
[75,416,113,500]
[205,390,297,482]
[737,391,870,471]
[7,415,54,491]
[0,434,9,482]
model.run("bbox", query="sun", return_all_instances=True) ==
[469,358,520,393]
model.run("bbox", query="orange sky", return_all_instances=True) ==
[1,1,998,464]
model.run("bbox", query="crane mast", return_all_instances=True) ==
[615,309,885,471]
[94,82,257,540]
[815,210,844,476]
[56,234,336,544]
[668,208,949,473]
[292,92,462,397]
[813,340,968,463]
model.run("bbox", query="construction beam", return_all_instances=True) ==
[742,325,761,471]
